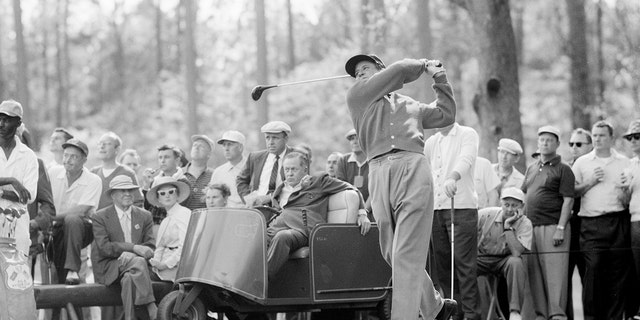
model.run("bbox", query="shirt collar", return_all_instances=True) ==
[347,153,366,167]
[114,205,132,220]
[585,149,625,160]
[537,154,562,167]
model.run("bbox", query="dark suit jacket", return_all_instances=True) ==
[236,146,293,197]
[91,205,155,286]
[28,158,55,235]
[269,173,363,236]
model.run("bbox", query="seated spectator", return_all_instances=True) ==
[266,152,371,280]
[477,187,532,320]
[147,176,191,282]
[91,175,157,320]
[325,152,342,178]
[205,183,230,208]
[49,138,101,285]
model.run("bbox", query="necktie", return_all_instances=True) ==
[120,213,131,243]
[268,155,280,194]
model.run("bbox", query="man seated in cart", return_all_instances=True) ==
[266,151,371,280]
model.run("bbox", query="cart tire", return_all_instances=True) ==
[376,291,392,320]
[157,290,207,320]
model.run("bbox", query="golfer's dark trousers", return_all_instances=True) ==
[580,211,630,320]
[433,208,479,320]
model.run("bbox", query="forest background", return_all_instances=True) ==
[1,0,638,173]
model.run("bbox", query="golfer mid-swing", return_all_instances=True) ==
[344,54,457,320]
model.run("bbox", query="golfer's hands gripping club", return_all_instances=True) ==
[444,178,457,198]
[423,59,445,78]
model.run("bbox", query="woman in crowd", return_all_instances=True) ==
[205,183,230,208]
[146,176,191,281]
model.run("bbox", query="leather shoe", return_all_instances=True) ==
[435,299,457,320]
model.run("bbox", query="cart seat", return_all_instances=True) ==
[290,189,363,259]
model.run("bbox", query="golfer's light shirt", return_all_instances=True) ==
[627,157,640,222]
[424,123,479,210]
[50,166,102,216]
[257,150,286,195]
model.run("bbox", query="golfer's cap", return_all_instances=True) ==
[191,134,215,151]
[0,100,23,119]
[497,138,523,155]
[62,138,89,157]
[345,54,386,78]
[217,130,246,145]
[345,128,357,140]
[261,121,291,135]
[538,125,561,140]
[501,187,525,203]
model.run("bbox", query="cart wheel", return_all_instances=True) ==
[224,312,269,320]
[376,291,391,320]
[157,290,207,320]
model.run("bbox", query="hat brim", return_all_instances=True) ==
[108,185,140,196]
[623,131,640,138]
[62,143,88,156]
[345,54,378,78]
[0,111,20,119]
[217,138,239,145]
[146,180,191,208]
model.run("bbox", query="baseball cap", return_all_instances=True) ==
[345,54,386,78]
[345,129,357,140]
[0,100,23,119]
[191,134,215,151]
[62,138,89,157]
[623,120,640,138]
[501,187,525,202]
[217,130,246,145]
[538,125,561,140]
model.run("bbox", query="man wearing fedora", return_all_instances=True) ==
[344,53,457,320]
[182,135,215,210]
[211,130,247,208]
[572,120,630,320]
[522,125,575,320]
[92,175,157,320]
[237,121,294,206]
[49,138,102,285]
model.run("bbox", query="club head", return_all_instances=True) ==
[251,85,275,101]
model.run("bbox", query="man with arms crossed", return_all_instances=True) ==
[345,54,457,320]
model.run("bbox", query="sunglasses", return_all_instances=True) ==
[625,134,640,141]
[157,188,177,197]
[568,142,590,147]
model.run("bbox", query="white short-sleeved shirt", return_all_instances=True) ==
[424,123,479,209]
[50,166,102,215]
[210,157,246,208]
[572,149,630,217]
[0,137,39,253]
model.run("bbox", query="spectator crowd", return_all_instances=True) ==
[2,91,640,320]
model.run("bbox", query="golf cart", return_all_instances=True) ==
[157,190,392,320]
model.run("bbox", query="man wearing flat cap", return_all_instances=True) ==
[237,121,294,206]
[91,175,157,320]
[336,129,370,205]
[0,99,39,255]
[211,130,246,208]
[344,53,457,320]
[522,125,575,320]
[492,138,525,204]
[49,138,102,285]
[182,135,215,210]
[477,187,532,320]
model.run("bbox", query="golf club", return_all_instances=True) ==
[251,74,351,101]
[450,197,455,305]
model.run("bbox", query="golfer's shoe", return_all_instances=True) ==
[435,298,457,320]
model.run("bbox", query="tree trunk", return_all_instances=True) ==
[111,1,126,98]
[512,0,524,66]
[370,0,387,53]
[183,0,199,140]
[455,0,524,171]
[595,0,605,106]
[255,0,269,142]
[286,0,295,72]
[0,8,6,99]
[360,0,370,52]
[566,0,592,130]
[41,0,50,122]
[416,0,434,102]
[12,0,30,125]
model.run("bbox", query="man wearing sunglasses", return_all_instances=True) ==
[572,120,631,320]
[622,120,640,320]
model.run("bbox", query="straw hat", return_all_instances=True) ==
[146,176,190,207]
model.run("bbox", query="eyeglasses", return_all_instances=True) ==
[625,134,640,141]
[157,188,177,197]
[568,142,590,147]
